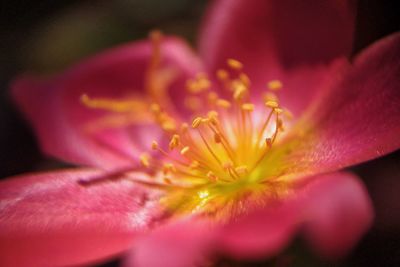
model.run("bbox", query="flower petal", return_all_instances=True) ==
[217,172,372,260]
[199,0,356,113]
[12,37,202,169]
[302,172,373,258]
[283,32,400,176]
[217,199,298,260]
[124,217,215,267]
[0,169,163,267]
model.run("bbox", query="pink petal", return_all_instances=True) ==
[217,200,298,260]
[217,172,373,260]
[302,173,373,258]
[199,0,356,113]
[287,32,400,175]
[124,217,215,267]
[0,169,163,267]
[12,37,202,169]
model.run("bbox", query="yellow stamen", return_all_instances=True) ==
[169,134,180,150]
[180,146,190,155]
[216,99,231,109]
[192,117,203,128]
[217,69,229,80]
[227,58,243,70]
[265,100,279,109]
[241,103,254,112]
[151,141,159,150]
[140,153,151,167]
[267,80,283,90]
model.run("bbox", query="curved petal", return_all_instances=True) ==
[0,169,163,267]
[199,0,356,114]
[124,217,215,267]
[217,172,372,260]
[217,199,298,260]
[12,37,202,169]
[281,32,400,176]
[302,173,373,258]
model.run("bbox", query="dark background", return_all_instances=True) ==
[0,0,399,266]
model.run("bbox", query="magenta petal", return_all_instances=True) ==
[12,37,202,169]
[124,218,215,267]
[0,169,163,267]
[199,0,356,113]
[303,172,373,258]
[294,32,400,174]
[218,172,372,260]
[218,201,298,260]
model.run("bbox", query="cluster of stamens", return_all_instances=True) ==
[80,32,293,217]
[140,58,292,187]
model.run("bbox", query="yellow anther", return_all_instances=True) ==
[169,134,180,150]
[239,73,251,87]
[274,108,283,114]
[139,153,150,167]
[151,141,159,150]
[233,82,247,100]
[235,165,248,175]
[227,58,243,70]
[163,163,176,175]
[186,73,211,94]
[267,80,283,90]
[192,117,203,128]
[80,94,143,113]
[241,103,254,112]
[217,69,229,80]
[263,92,279,103]
[216,99,231,109]
[197,77,211,90]
[161,119,176,131]
[265,100,279,109]
[180,146,190,155]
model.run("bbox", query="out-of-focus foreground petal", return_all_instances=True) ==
[199,0,356,114]
[285,32,400,176]
[303,173,373,258]
[124,217,215,267]
[0,169,163,267]
[218,172,373,260]
[12,37,202,169]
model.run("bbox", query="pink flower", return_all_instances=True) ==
[1,1,399,266]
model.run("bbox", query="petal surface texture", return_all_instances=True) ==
[125,218,215,267]
[0,169,162,267]
[199,0,357,114]
[218,172,373,259]
[12,37,202,169]
[287,32,400,176]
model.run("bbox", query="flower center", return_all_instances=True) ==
[81,31,294,221]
